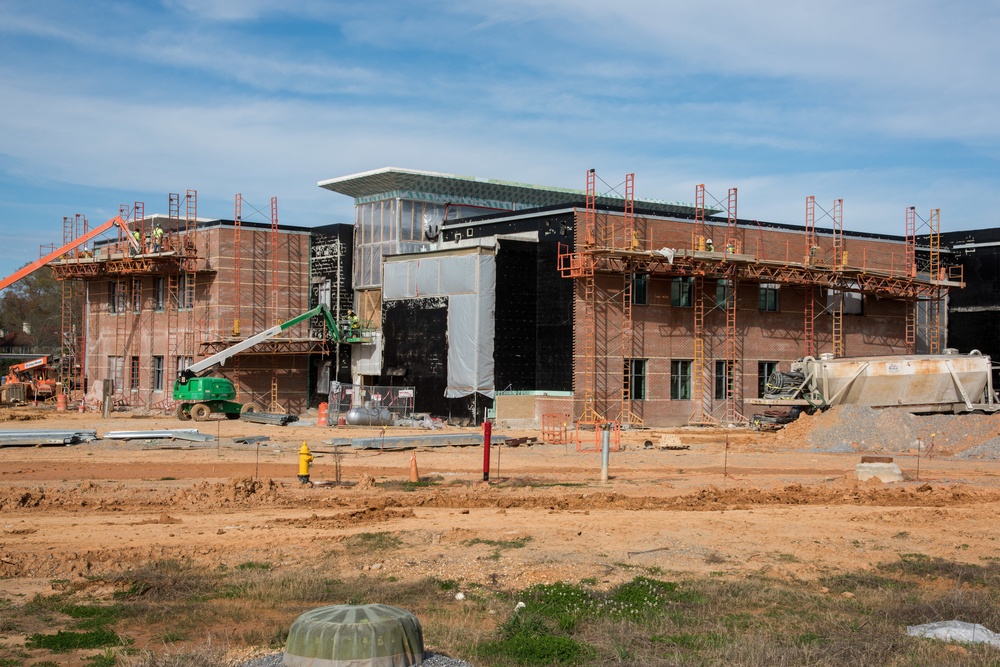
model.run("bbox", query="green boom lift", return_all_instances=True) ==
[172,304,345,421]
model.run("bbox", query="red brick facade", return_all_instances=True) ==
[85,223,313,411]
[572,211,913,426]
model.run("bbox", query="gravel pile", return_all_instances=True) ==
[243,652,474,667]
[778,404,1000,458]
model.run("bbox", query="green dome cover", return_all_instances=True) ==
[283,604,424,667]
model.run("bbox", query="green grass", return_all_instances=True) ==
[8,556,1000,667]
[234,561,273,571]
[343,532,402,552]
[466,536,533,550]
[25,629,127,652]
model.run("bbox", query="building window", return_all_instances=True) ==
[714,360,733,400]
[178,273,192,309]
[108,356,123,393]
[152,356,164,391]
[671,277,694,308]
[758,361,779,397]
[132,278,142,314]
[828,288,864,315]
[759,283,780,312]
[624,359,647,400]
[109,281,126,314]
[176,356,192,376]
[631,274,648,305]
[670,360,692,400]
[130,356,140,391]
[154,277,165,311]
[716,279,733,309]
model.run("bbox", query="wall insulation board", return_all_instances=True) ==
[382,246,496,399]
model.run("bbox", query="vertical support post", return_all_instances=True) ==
[482,419,492,482]
[600,423,611,483]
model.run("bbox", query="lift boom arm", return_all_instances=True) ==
[0,216,138,292]
[179,304,341,380]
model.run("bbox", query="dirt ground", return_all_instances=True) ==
[0,405,997,600]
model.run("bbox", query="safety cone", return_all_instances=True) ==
[409,452,420,483]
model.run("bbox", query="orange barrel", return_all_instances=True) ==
[56,393,67,412]
[317,401,329,427]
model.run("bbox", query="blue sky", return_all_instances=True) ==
[1,0,998,279]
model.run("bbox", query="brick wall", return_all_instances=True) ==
[572,211,910,427]
[85,224,314,412]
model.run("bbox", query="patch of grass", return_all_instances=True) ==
[650,631,727,649]
[343,532,402,553]
[481,613,591,666]
[111,560,213,602]
[879,553,999,585]
[156,630,187,643]
[771,552,800,563]
[466,536,533,550]
[85,649,118,667]
[377,476,443,492]
[25,629,128,652]
[159,477,176,481]
[234,561,272,571]
[820,573,913,593]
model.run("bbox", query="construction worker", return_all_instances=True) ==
[705,238,715,252]
[152,224,164,252]
[131,229,141,255]
[348,310,360,337]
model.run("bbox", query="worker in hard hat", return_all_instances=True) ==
[705,238,715,252]
[152,224,164,252]
[347,310,360,337]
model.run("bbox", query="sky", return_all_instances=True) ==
[1,0,999,279]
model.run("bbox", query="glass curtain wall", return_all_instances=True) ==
[354,198,502,288]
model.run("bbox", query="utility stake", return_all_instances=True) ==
[916,436,922,481]
[724,432,729,480]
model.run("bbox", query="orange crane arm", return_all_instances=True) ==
[0,216,131,292]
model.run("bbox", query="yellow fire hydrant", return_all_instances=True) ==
[298,442,313,484]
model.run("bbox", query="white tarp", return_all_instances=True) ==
[383,250,495,399]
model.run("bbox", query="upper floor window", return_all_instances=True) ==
[759,283,780,312]
[671,277,694,308]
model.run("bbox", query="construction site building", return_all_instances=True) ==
[49,196,334,413]
[320,168,956,427]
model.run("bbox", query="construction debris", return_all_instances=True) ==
[103,429,214,442]
[348,433,509,451]
[501,436,538,447]
[232,435,270,445]
[0,429,98,447]
[240,412,299,426]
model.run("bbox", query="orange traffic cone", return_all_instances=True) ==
[409,452,420,483]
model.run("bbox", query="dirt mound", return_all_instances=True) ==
[0,409,46,422]
[173,478,283,506]
[280,507,416,529]
[776,405,1000,457]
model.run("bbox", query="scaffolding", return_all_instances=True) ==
[557,170,958,428]
[58,215,87,400]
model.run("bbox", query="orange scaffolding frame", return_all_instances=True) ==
[557,170,958,428]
